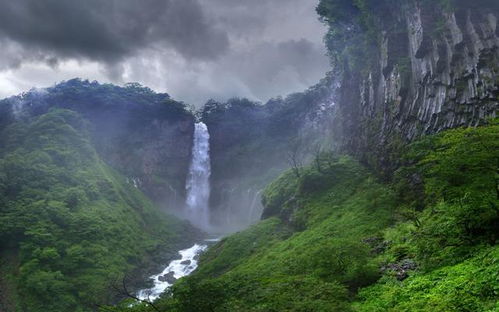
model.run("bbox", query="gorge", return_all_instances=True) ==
[0,0,497,312]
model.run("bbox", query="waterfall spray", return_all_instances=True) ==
[185,122,211,230]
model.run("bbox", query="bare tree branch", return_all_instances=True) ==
[313,143,323,173]
[286,140,304,178]
[109,275,162,312]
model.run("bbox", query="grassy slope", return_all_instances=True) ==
[354,246,499,311]
[0,109,196,312]
[109,121,498,311]
[354,120,499,312]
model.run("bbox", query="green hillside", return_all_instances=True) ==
[110,120,498,311]
[0,109,197,312]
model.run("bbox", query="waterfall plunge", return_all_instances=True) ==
[186,122,211,230]
[137,125,212,300]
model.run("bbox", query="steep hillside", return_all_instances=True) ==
[0,79,195,211]
[0,79,337,230]
[111,120,498,311]
[0,109,199,312]
[0,2,497,311]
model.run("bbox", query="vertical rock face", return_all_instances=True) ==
[400,5,497,134]
[331,3,498,174]
[105,115,194,208]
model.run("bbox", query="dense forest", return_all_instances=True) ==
[0,0,498,311]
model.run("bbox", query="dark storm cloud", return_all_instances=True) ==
[0,0,329,106]
[0,0,229,65]
[215,39,329,101]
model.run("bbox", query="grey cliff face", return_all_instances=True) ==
[110,116,194,208]
[332,3,498,174]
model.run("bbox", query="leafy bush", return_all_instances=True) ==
[395,121,499,269]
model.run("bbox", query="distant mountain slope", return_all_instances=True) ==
[201,77,336,230]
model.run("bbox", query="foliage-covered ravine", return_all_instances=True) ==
[0,109,198,312]
[107,120,498,311]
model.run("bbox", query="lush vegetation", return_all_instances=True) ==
[0,82,495,312]
[0,109,196,312]
[103,155,396,311]
[353,120,499,311]
[110,120,498,311]
[0,79,192,123]
[355,246,499,311]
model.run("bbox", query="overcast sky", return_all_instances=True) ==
[0,0,329,106]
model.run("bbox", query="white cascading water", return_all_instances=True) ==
[185,122,211,230]
[137,244,207,301]
[248,189,263,222]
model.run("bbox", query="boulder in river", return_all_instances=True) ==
[158,271,177,284]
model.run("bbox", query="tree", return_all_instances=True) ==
[286,140,305,178]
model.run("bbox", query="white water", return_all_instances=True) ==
[248,189,263,222]
[137,244,208,301]
[185,122,211,230]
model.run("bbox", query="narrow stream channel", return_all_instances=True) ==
[137,242,208,301]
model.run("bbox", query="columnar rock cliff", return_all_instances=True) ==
[321,0,499,175]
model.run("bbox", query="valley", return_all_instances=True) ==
[0,0,498,311]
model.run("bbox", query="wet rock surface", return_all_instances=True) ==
[362,237,390,255]
[158,272,177,284]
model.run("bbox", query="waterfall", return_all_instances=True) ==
[185,122,211,230]
[248,189,263,222]
[137,123,213,300]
